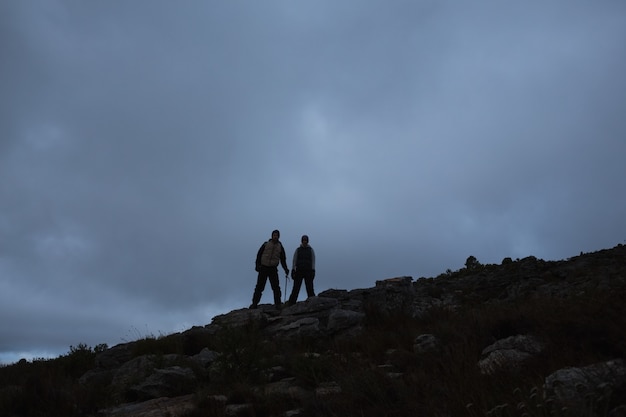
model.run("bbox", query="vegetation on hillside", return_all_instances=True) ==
[1,247,624,416]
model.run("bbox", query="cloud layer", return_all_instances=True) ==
[1,1,625,363]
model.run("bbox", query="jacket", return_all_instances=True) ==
[292,245,315,271]
[256,239,288,270]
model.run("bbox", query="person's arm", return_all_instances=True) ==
[311,247,316,270]
[292,247,299,271]
[255,243,265,270]
[280,244,289,274]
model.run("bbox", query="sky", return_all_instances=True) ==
[1,1,625,364]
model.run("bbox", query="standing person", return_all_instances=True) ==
[287,235,316,306]
[250,230,289,309]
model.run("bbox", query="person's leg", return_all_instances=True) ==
[251,268,269,308]
[304,269,316,297]
[268,268,282,306]
[288,270,303,305]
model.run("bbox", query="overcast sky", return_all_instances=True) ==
[1,1,625,364]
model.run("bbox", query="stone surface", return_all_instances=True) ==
[544,359,626,409]
[478,334,543,374]
[55,244,626,416]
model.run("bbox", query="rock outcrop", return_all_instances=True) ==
[10,244,626,417]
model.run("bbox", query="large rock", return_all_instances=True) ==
[110,355,159,402]
[100,394,195,417]
[283,296,340,314]
[130,366,197,400]
[544,359,626,412]
[95,342,134,369]
[413,334,439,354]
[110,354,188,402]
[327,309,365,334]
[268,317,321,339]
[478,334,543,375]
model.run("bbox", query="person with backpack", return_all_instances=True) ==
[250,229,289,309]
[286,234,316,306]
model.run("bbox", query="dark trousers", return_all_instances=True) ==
[252,266,282,306]
[288,269,315,304]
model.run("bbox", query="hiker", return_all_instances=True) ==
[250,229,289,309]
[286,234,316,306]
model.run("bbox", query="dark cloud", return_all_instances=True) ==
[1,0,625,364]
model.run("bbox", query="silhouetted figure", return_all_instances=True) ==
[250,230,289,309]
[287,234,316,306]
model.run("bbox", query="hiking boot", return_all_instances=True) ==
[249,304,258,309]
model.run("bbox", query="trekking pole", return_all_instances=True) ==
[284,273,289,303]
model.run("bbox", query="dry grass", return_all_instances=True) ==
[1,284,624,416]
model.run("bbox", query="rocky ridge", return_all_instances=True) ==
[34,245,626,415]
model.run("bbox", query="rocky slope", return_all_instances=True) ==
[4,244,626,416]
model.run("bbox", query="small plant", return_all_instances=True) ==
[210,320,273,386]
[286,351,334,388]
[466,255,483,270]
[131,333,183,357]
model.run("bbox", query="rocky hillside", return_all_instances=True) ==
[1,244,625,417]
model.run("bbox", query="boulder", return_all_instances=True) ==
[100,394,195,417]
[413,334,439,354]
[478,334,543,375]
[130,366,197,400]
[545,359,626,411]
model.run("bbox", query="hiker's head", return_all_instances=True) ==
[301,235,309,246]
[271,230,280,241]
